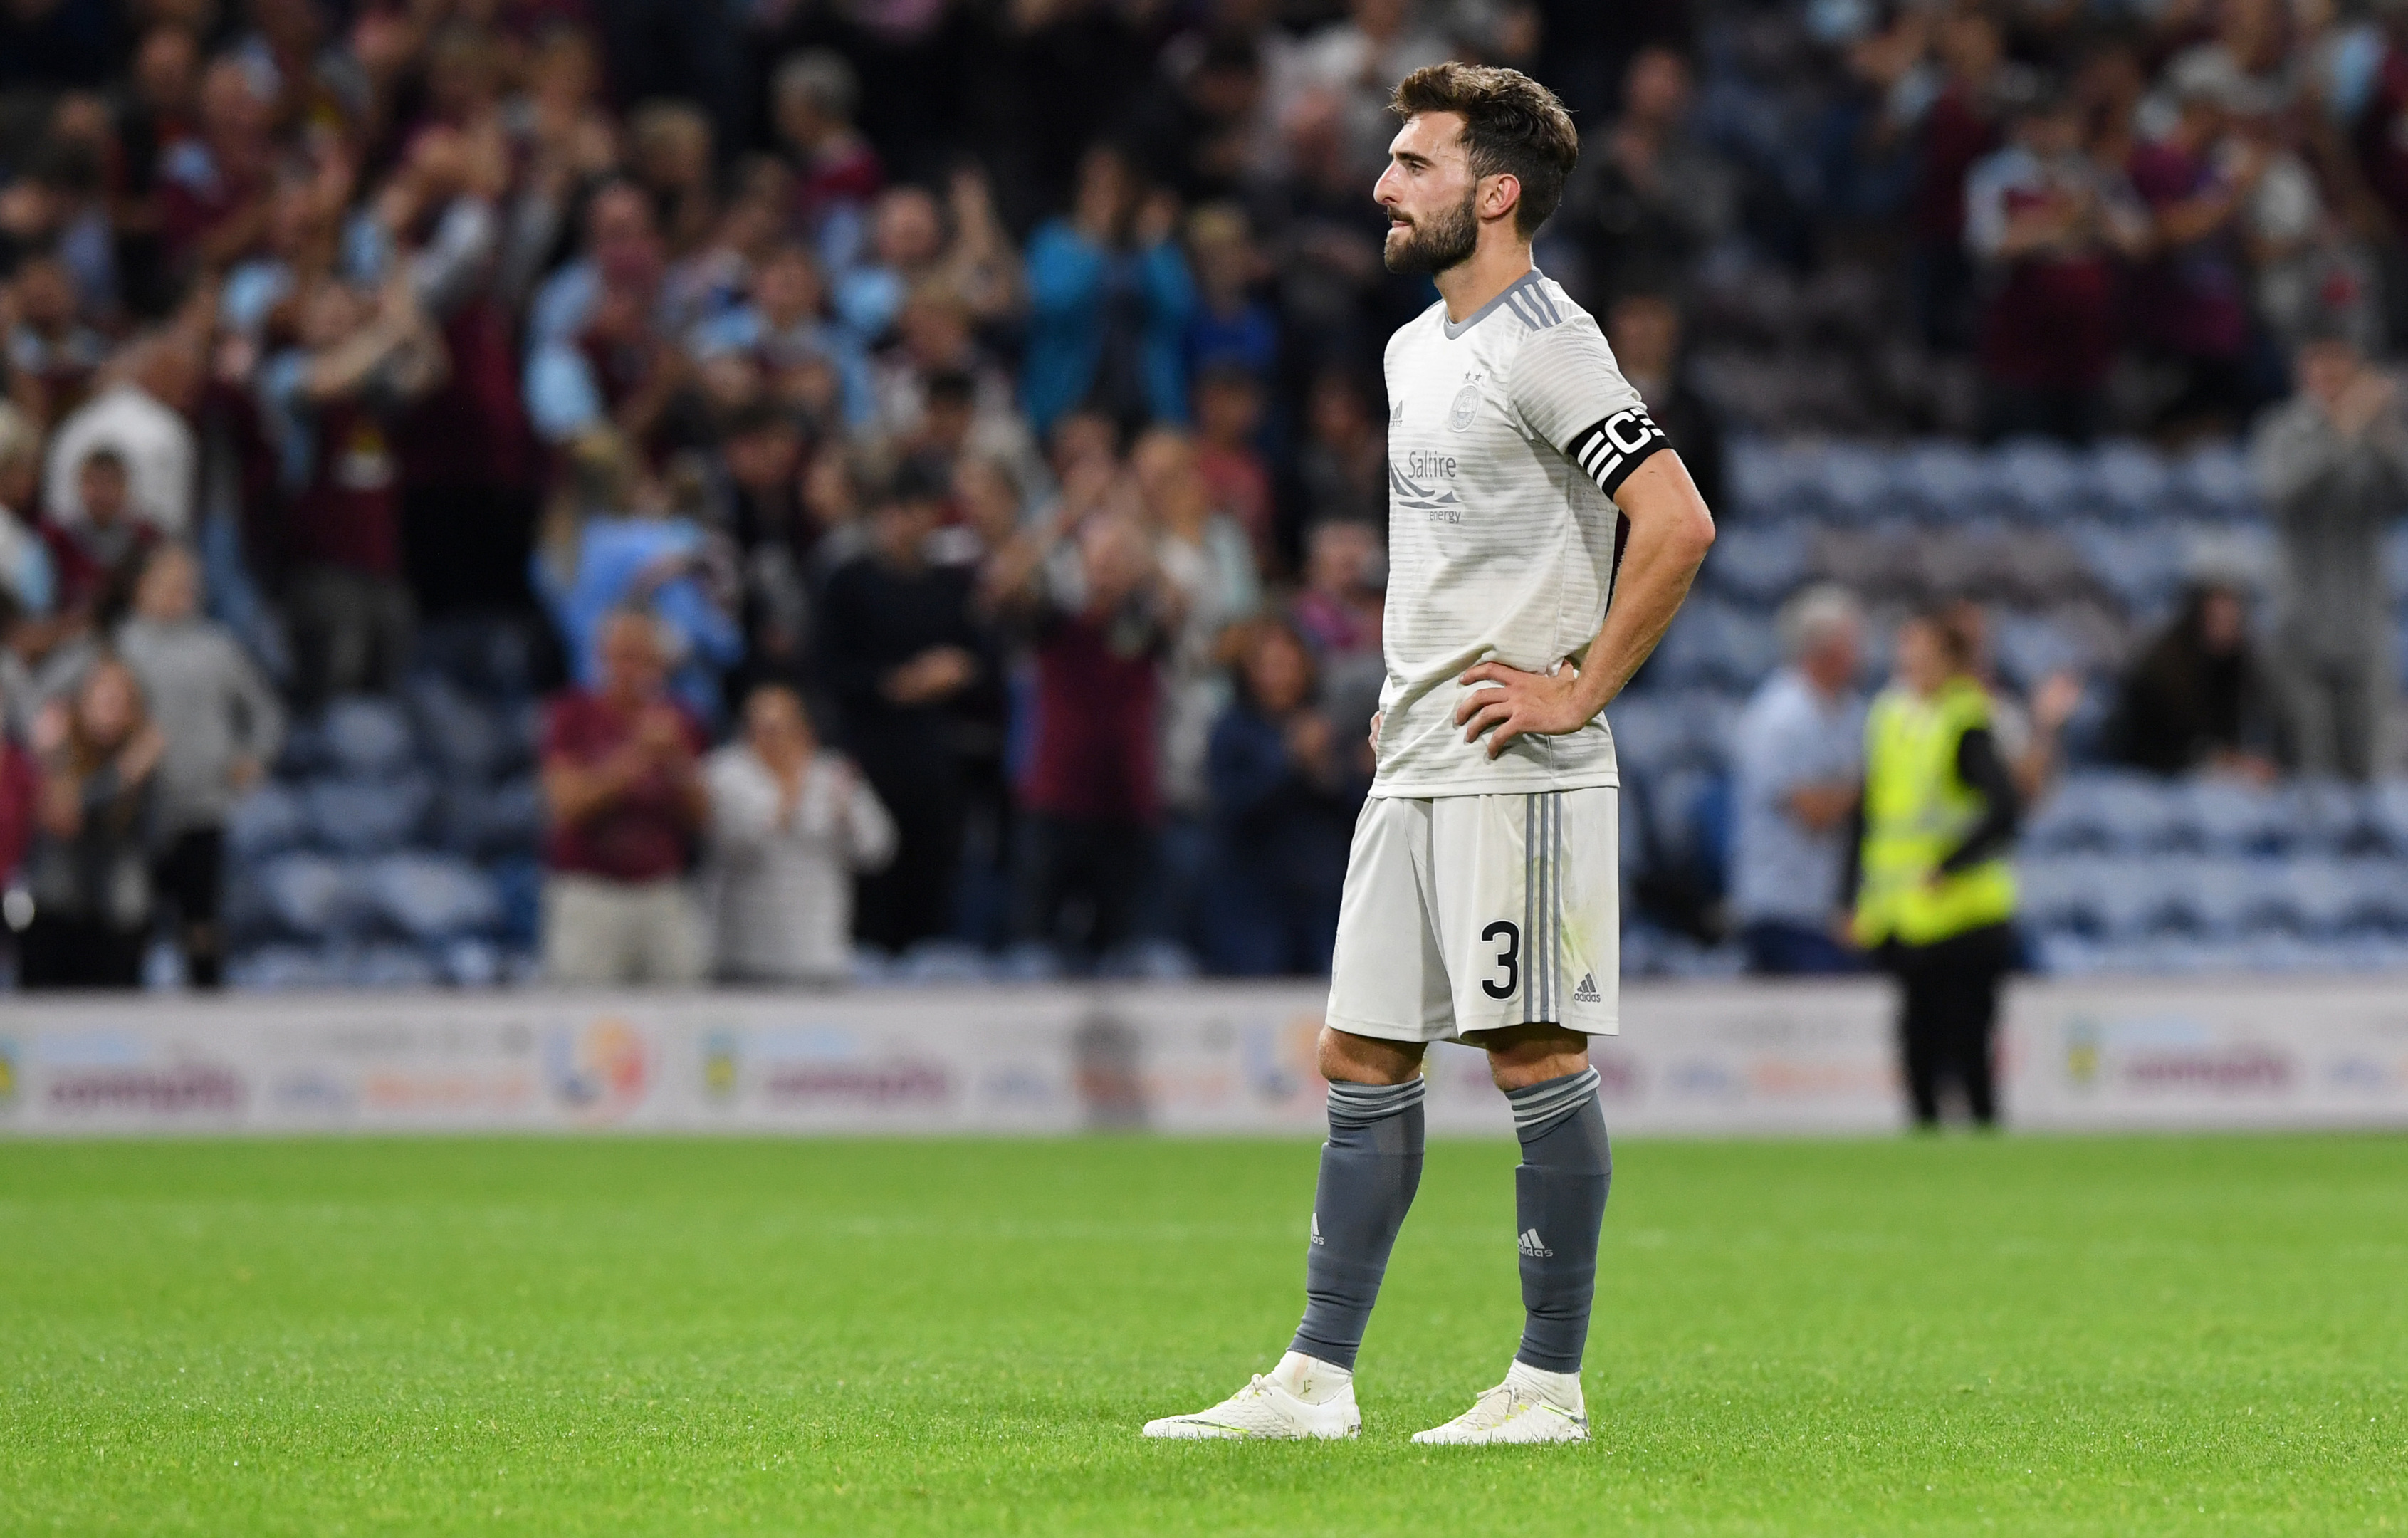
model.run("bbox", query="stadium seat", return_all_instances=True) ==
[225,783,309,864]
[1993,437,2082,523]
[439,936,506,988]
[304,775,433,855]
[1700,524,1806,604]
[2362,781,2408,854]
[2179,778,2292,854]
[347,943,443,989]
[1603,696,1687,778]
[2085,441,2172,523]
[1895,440,1996,522]
[487,857,543,945]
[321,696,417,778]
[894,938,990,984]
[2169,441,2258,522]
[363,853,503,942]
[224,943,345,991]
[2024,773,2182,853]
[257,852,369,939]
[404,675,506,783]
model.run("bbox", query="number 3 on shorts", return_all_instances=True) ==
[1480,919,1520,1000]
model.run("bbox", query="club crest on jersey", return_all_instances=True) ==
[1448,384,1481,431]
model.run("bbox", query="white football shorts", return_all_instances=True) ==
[1324,788,1619,1043]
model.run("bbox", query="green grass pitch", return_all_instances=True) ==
[3,1134,2403,1535]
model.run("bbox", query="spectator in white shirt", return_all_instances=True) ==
[703,682,896,984]
[42,333,201,536]
[1728,585,1870,975]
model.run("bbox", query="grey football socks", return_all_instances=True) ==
[1506,1067,1611,1374]
[1290,1078,1426,1371]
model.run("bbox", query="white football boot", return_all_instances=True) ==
[1142,1351,1362,1440]
[1411,1360,1589,1445]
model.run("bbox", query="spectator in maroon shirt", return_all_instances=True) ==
[2127,53,2266,436]
[990,504,1183,966]
[539,608,711,985]
[1965,86,2150,444]
[772,51,885,246]
[42,447,158,631]
[261,271,448,708]
[157,56,274,276]
[1908,9,2004,353]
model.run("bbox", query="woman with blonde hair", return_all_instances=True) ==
[21,656,166,988]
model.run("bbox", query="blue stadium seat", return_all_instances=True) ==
[1895,440,1996,522]
[1604,696,1687,778]
[258,852,369,939]
[1702,524,1807,604]
[2086,441,2172,522]
[225,783,309,864]
[225,943,345,991]
[304,775,433,855]
[2363,780,2408,854]
[403,674,506,783]
[2179,778,2292,854]
[2024,773,2182,853]
[2169,441,2258,522]
[1993,438,2082,524]
[439,936,506,988]
[347,943,443,989]
[321,696,417,778]
[1097,938,1202,982]
[487,857,543,945]
[894,938,990,984]
[431,774,545,859]
[1805,444,1894,525]
[364,853,503,942]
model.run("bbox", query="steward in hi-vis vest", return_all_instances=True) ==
[1843,610,2022,1129]
[1852,676,2017,950]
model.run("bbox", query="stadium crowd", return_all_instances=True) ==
[0,0,2403,990]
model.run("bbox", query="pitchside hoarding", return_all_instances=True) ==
[1,978,2404,1136]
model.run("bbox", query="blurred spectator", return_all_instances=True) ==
[1287,0,1451,179]
[115,545,282,988]
[1183,204,1279,387]
[43,446,157,631]
[21,656,164,989]
[2108,577,2286,780]
[771,51,885,251]
[524,182,673,448]
[261,273,446,708]
[711,402,813,699]
[1291,371,1387,532]
[1604,290,1724,513]
[1201,619,1363,975]
[2127,53,2263,436]
[1729,586,1868,978]
[1290,519,1385,736]
[1964,84,2149,444]
[6,249,107,427]
[991,507,1180,964]
[1130,28,1268,205]
[1564,46,1737,302]
[43,331,199,536]
[703,682,894,984]
[2251,329,2408,780]
[1191,365,1277,575]
[1022,147,1195,437]
[689,241,871,429]
[816,466,985,953]
[1947,598,2083,807]
[1909,9,2005,352]
[0,407,58,624]
[1847,609,2021,1129]
[533,432,743,726]
[836,174,1021,345]
[538,610,710,986]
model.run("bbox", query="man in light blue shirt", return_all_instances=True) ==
[1728,585,1868,975]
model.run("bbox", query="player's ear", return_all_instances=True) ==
[1480,171,1522,226]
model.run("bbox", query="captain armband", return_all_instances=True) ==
[1566,405,1670,498]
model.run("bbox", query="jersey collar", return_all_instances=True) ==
[1442,267,1547,341]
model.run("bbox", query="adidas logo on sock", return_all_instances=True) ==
[1573,973,1601,1004]
[1311,1213,1324,1247]
[1519,1228,1553,1258]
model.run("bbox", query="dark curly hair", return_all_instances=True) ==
[1390,63,1579,237]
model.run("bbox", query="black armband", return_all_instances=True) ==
[1567,405,1670,498]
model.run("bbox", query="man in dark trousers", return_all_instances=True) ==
[815,463,987,953]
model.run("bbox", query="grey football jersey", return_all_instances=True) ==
[1373,268,1670,797]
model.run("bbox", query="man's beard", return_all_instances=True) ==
[1383,189,1479,275]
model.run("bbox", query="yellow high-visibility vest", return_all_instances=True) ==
[1851,676,2016,948]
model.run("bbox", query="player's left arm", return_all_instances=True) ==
[1457,326,1715,758]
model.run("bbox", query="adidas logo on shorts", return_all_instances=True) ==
[1573,973,1601,1004]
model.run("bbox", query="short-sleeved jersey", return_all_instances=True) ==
[1372,268,1670,797]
